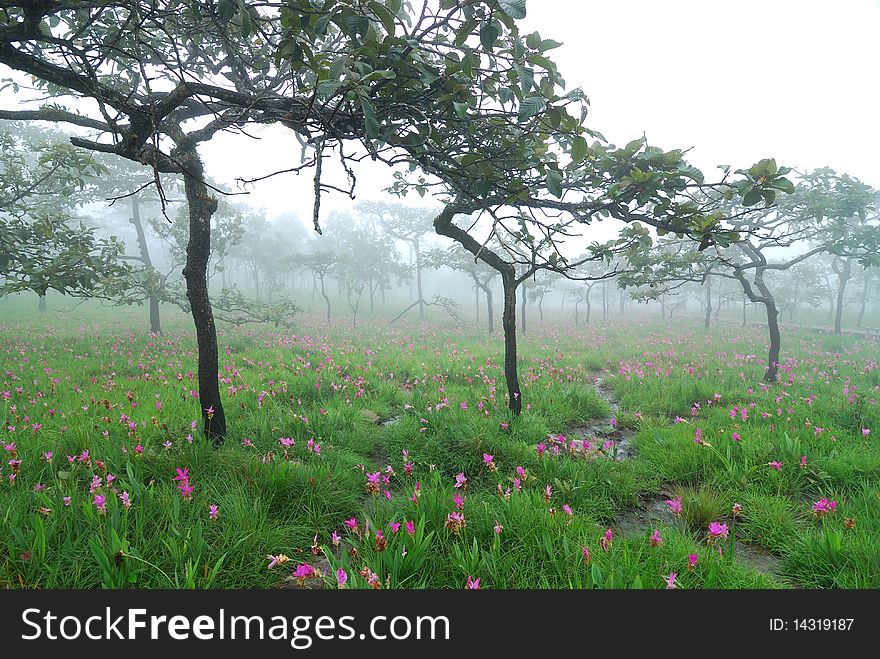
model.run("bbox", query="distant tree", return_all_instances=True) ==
[422,243,500,333]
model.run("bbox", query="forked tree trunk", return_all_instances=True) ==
[857,270,869,328]
[130,196,161,335]
[319,274,330,321]
[179,146,226,442]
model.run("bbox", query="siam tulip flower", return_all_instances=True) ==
[800,455,807,468]
[63,496,71,507]
[812,498,837,518]
[732,431,741,443]
[390,521,401,534]
[544,484,552,502]
[500,422,509,431]
[33,483,45,493]
[665,496,683,515]
[516,466,527,480]
[483,453,496,471]
[93,494,107,514]
[405,520,415,536]
[331,531,341,547]
[336,568,348,589]
[453,491,465,510]
[694,428,705,445]
[120,491,131,509]
[344,517,359,533]
[454,472,468,489]
[768,461,783,471]
[536,442,546,457]
[862,428,871,436]
[366,471,381,495]
[708,522,729,542]
[494,521,503,535]
[582,546,591,562]
[293,563,316,584]
[43,451,53,462]
[465,576,481,590]
[688,554,698,570]
[38,507,51,516]
[360,566,381,589]
[665,572,677,590]
[732,503,742,517]
[600,528,613,552]
[563,504,573,518]
[650,529,663,547]
[610,417,617,430]
[267,554,290,570]
[513,477,522,492]
[445,511,467,534]
[375,530,387,552]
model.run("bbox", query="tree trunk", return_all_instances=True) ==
[179,146,226,442]
[574,298,581,327]
[484,285,495,334]
[520,283,527,335]
[415,237,424,319]
[130,196,162,335]
[602,281,608,320]
[474,286,480,324]
[538,294,544,322]
[742,297,747,327]
[319,274,331,321]
[502,274,522,415]
[857,269,869,328]
[704,277,712,330]
[764,299,781,383]
[586,298,592,325]
[38,294,46,312]
[833,257,852,335]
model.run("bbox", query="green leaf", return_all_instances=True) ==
[499,0,527,20]
[770,177,795,195]
[571,135,588,163]
[742,188,762,207]
[345,14,370,38]
[369,1,396,35]
[453,101,469,118]
[546,169,563,198]
[539,39,564,51]
[359,95,380,139]
[480,22,500,50]
[518,95,546,121]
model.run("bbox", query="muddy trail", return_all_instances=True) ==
[580,371,791,584]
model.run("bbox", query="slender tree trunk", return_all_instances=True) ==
[764,299,781,383]
[129,196,162,335]
[502,274,522,415]
[484,285,495,334]
[38,294,46,312]
[179,146,226,442]
[520,283,527,335]
[857,270,869,328]
[220,260,227,290]
[704,277,712,330]
[474,286,480,324]
[538,294,544,322]
[586,298,592,325]
[833,257,852,335]
[742,297,747,327]
[602,281,608,320]
[319,274,330,321]
[574,298,581,327]
[415,238,424,319]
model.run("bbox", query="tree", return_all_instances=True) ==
[0,123,131,303]
[358,201,435,319]
[422,243,499,333]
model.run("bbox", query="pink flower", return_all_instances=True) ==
[650,529,663,547]
[266,553,288,570]
[344,517,358,532]
[454,472,468,489]
[665,572,677,589]
[93,494,106,514]
[43,451,53,462]
[862,428,871,436]
[405,520,415,535]
[600,528,613,552]
[483,453,496,471]
[63,496,71,507]
[768,461,783,471]
[800,455,807,468]
[390,521,401,534]
[544,484,552,502]
[563,504,573,517]
[708,521,729,542]
[465,576,480,590]
[582,546,591,562]
[536,443,546,457]
[732,431,741,442]
[494,521,503,535]
[331,531,341,547]
[812,498,837,517]
[694,428,704,445]
[293,563,316,581]
[120,491,131,509]
[453,491,465,510]
[336,568,348,589]
[665,496,682,515]
[688,554,698,570]
[209,504,219,520]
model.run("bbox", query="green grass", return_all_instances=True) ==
[1,297,878,589]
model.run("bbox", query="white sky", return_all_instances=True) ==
[197,0,880,230]
[4,1,879,234]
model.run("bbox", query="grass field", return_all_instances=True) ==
[1,298,878,589]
